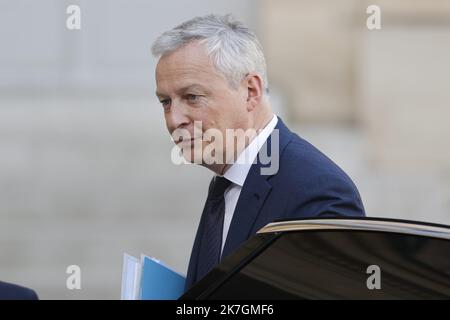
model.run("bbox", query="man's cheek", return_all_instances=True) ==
[164,116,174,135]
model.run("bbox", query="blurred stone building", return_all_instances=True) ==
[260,0,450,222]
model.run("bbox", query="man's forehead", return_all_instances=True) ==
[155,65,213,89]
[155,49,226,94]
[156,63,213,80]
[156,83,209,97]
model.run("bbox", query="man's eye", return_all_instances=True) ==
[186,94,200,102]
[159,99,170,107]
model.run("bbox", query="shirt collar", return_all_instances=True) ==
[223,114,278,187]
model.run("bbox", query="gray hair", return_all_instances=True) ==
[151,14,269,94]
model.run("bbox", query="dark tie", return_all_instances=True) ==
[196,176,232,281]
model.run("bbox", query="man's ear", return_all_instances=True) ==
[245,73,264,111]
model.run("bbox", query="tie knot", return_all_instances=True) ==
[210,176,232,199]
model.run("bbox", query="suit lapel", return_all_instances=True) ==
[222,165,272,258]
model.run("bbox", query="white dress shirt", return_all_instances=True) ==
[217,115,278,254]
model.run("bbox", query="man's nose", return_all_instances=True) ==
[167,100,191,132]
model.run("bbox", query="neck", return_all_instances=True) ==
[254,108,274,132]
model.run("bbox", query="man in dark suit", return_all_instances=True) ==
[0,281,38,300]
[151,14,365,291]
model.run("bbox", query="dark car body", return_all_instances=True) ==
[182,217,450,299]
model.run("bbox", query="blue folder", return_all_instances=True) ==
[139,256,186,300]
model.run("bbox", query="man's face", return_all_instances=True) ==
[155,41,250,166]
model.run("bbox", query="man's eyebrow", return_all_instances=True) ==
[155,91,168,99]
[176,84,208,94]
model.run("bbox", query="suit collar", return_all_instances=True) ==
[221,117,293,257]
[223,115,278,187]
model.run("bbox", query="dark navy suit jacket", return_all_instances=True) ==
[0,281,38,300]
[185,117,365,290]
